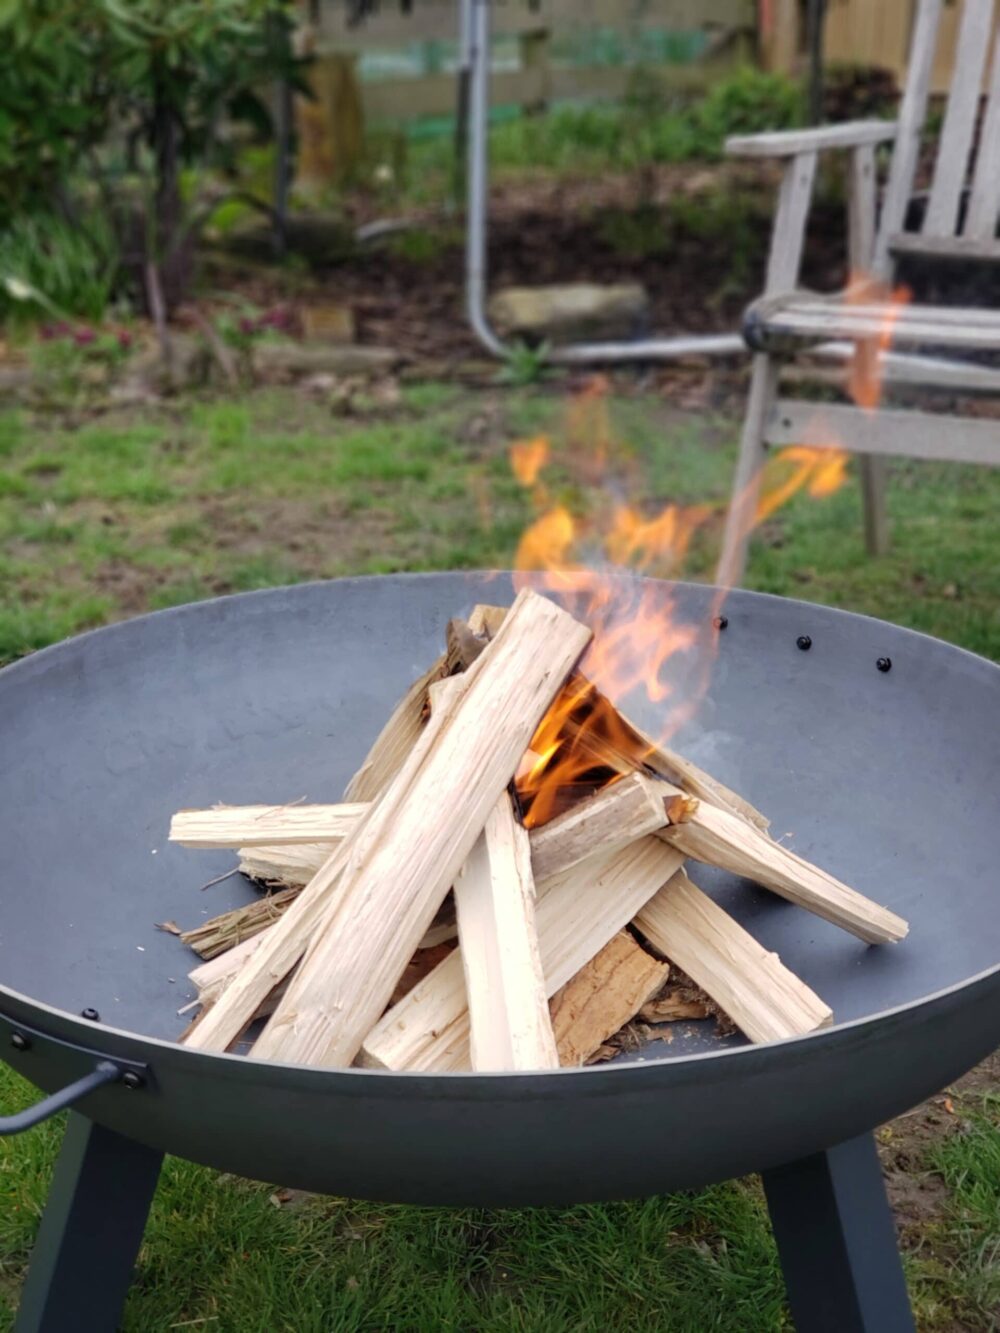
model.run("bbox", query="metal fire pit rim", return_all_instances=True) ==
[2,571,998,1089]
[4,956,999,1094]
[3,568,998,698]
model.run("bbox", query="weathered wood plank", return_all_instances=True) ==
[765,400,1000,467]
[965,27,1000,240]
[924,0,994,236]
[726,120,897,159]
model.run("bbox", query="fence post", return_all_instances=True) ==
[761,0,803,75]
[519,1,552,114]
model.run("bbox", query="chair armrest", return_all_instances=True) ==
[726,120,897,159]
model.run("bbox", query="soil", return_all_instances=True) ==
[201,162,849,370]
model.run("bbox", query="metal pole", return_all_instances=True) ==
[806,0,827,126]
[465,0,506,356]
[461,0,744,364]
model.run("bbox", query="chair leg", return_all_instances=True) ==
[859,454,890,556]
[717,353,778,588]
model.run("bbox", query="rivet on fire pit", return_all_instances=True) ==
[877,657,893,673]
[714,615,728,630]
[796,635,812,651]
[80,1008,100,1022]
[121,1071,144,1091]
[10,1032,29,1052]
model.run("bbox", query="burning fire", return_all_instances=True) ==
[509,285,906,825]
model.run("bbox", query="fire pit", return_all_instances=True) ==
[2,572,999,1333]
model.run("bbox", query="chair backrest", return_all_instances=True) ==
[875,0,1000,275]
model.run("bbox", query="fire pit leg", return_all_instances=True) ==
[762,1132,915,1333]
[14,1114,163,1333]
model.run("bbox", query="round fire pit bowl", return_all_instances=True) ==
[2,573,998,1333]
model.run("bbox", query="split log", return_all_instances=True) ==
[217,771,666,877]
[655,784,908,944]
[189,934,261,1007]
[238,843,335,886]
[170,803,365,849]
[344,603,506,802]
[635,869,833,1042]
[246,588,592,1067]
[528,772,668,881]
[187,773,666,975]
[358,835,685,1072]
[184,889,457,961]
[549,931,669,1066]
[454,790,557,1071]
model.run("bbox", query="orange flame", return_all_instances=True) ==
[505,307,913,824]
[510,436,550,488]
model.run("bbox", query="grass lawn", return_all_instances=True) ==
[0,382,998,1331]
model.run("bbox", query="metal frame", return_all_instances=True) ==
[461,0,745,364]
[11,1109,915,1332]
[14,1116,163,1333]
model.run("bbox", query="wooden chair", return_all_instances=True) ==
[718,0,1000,586]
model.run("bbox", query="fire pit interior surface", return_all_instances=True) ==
[2,573,999,1333]
[3,574,997,1046]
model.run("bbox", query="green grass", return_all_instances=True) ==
[0,383,998,1329]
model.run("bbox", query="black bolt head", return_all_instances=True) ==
[877,656,892,673]
[80,1007,100,1022]
[122,1071,144,1091]
[713,615,729,630]
[796,635,812,651]
[9,1032,29,1052]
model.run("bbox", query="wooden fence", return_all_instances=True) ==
[305,0,758,124]
[766,0,991,95]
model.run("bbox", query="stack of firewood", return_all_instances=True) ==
[170,590,908,1072]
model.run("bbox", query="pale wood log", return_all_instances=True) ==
[185,644,457,1049]
[189,934,262,1006]
[454,791,557,1071]
[549,931,669,1066]
[238,842,335,885]
[197,774,669,996]
[206,773,664,877]
[171,803,365,849]
[343,603,506,802]
[635,869,832,1042]
[528,772,668,881]
[656,787,908,944]
[359,836,685,1072]
[250,589,592,1067]
[184,887,457,961]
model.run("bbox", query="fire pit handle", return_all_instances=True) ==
[0,1060,122,1136]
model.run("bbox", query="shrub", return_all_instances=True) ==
[0,211,119,324]
[0,0,306,320]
